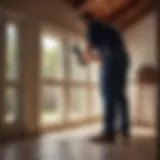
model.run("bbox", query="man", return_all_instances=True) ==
[80,13,130,143]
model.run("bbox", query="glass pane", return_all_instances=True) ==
[40,86,64,125]
[41,32,64,80]
[69,40,89,81]
[91,88,102,116]
[5,23,19,81]
[70,88,88,120]
[89,63,100,82]
[4,87,18,124]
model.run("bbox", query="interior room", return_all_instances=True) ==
[0,0,159,159]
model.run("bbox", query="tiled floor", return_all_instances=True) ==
[0,125,157,160]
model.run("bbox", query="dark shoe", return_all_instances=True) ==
[89,133,115,144]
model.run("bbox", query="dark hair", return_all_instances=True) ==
[80,12,94,22]
[70,0,86,8]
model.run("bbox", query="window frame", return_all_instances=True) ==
[39,25,100,128]
[0,10,25,135]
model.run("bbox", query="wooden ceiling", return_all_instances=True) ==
[70,0,133,18]
[0,0,154,33]
[65,0,154,30]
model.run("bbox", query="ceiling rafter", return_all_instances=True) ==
[121,5,153,31]
[106,0,139,21]
[113,0,153,30]
[80,0,134,18]
[64,0,154,31]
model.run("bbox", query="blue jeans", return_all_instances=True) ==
[100,53,129,134]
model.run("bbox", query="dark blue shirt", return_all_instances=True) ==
[87,20,127,59]
[87,20,129,83]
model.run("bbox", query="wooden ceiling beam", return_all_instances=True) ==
[107,0,132,14]
[113,0,152,23]
[106,0,139,21]
[120,5,153,31]
[113,0,153,30]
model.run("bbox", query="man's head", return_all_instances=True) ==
[80,12,94,25]
[65,0,86,9]
[79,12,95,32]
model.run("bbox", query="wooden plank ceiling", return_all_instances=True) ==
[0,0,154,32]
[65,0,154,30]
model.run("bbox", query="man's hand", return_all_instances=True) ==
[73,44,101,65]
[81,53,92,64]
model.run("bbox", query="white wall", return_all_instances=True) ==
[124,12,157,80]
[123,12,157,126]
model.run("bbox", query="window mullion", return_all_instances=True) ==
[0,16,6,131]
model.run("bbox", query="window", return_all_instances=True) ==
[41,33,64,80]
[40,30,65,125]
[69,88,88,120]
[5,87,18,123]
[69,39,89,82]
[5,23,19,81]
[40,86,64,125]
[89,63,100,83]
[4,22,20,124]
[39,29,101,127]
[91,88,102,116]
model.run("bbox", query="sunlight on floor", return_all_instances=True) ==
[0,125,156,160]
[38,124,156,142]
